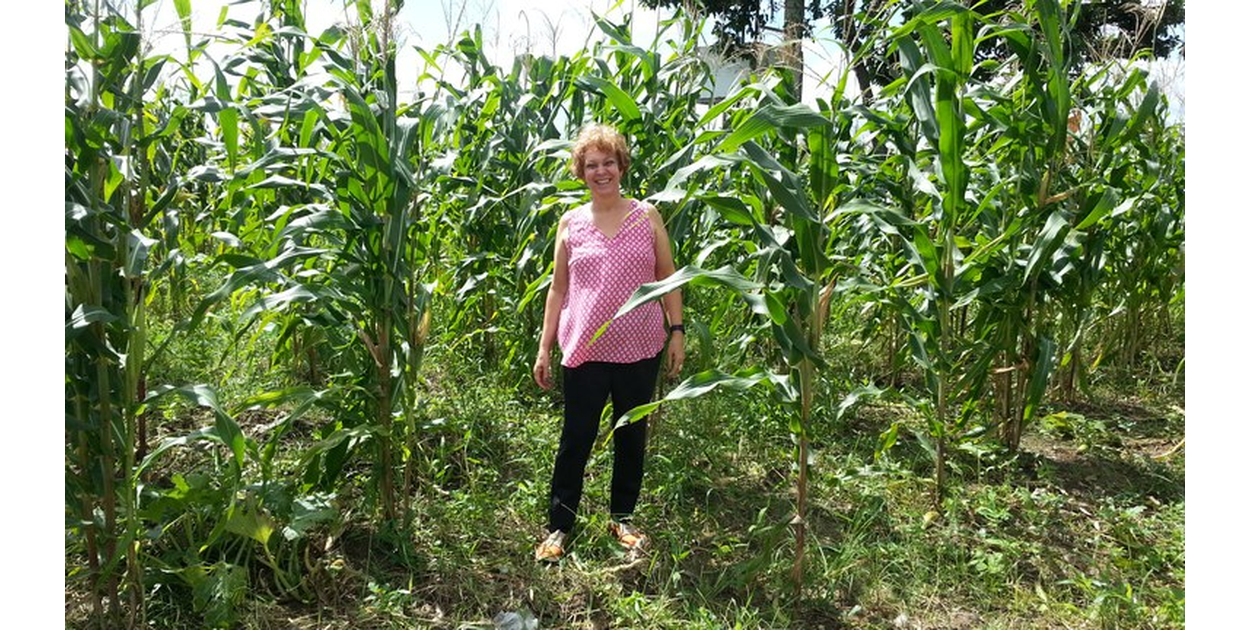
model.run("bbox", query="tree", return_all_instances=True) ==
[636,0,911,101]
[973,0,1185,68]
[632,0,821,100]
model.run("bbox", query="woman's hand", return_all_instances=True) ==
[533,351,554,390]
[665,335,685,379]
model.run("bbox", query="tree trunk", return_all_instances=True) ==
[783,0,805,102]
[836,0,882,102]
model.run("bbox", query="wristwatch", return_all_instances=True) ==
[668,324,685,334]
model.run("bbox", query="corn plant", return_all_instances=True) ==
[1079,70,1184,373]
[836,1,990,505]
[180,0,439,525]
[414,26,587,378]
[65,0,169,623]
[282,0,432,522]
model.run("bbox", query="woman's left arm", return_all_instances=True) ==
[646,203,684,378]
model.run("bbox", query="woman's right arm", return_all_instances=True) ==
[534,213,571,390]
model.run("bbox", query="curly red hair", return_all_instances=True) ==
[569,123,631,180]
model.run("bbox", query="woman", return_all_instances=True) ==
[532,123,685,562]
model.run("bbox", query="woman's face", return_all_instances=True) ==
[581,148,621,197]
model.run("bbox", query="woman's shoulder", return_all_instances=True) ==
[559,203,590,226]
[629,198,664,226]
[627,197,661,217]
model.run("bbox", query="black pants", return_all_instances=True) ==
[547,352,662,533]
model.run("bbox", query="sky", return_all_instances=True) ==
[132,0,882,108]
[130,0,1183,121]
[136,0,680,82]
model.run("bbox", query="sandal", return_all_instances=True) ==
[535,530,566,563]
[609,521,648,550]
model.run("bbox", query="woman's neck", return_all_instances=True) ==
[589,191,625,214]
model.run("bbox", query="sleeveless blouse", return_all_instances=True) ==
[558,200,667,368]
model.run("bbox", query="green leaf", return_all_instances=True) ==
[66,236,91,261]
[282,494,337,541]
[775,314,825,368]
[248,174,314,189]
[586,319,613,347]
[138,427,218,475]
[807,123,840,208]
[187,246,326,331]
[68,26,100,61]
[697,84,757,127]
[897,38,940,147]
[219,106,239,170]
[302,424,376,463]
[877,421,900,460]
[905,327,939,396]
[298,108,321,149]
[1022,335,1057,422]
[669,368,781,400]
[909,425,938,462]
[831,200,918,233]
[702,196,757,227]
[741,142,819,223]
[609,368,783,432]
[835,384,886,423]
[125,230,158,278]
[719,103,830,153]
[574,75,641,121]
[238,385,323,432]
[192,562,246,628]
[950,11,975,79]
[1022,211,1070,284]
[742,293,777,320]
[241,286,318,320]
[67,305,118,333]
[1074,188,1120,231]
[614,265,762,320]
[1123,82,1160,141]
[908,158,940,199]
[910,225,940,281]
[189,165,227,182]
[103,157,124,204]
[663,154,741,193]
[591,12,635,48]
[210,231,242,248]
[1036,0,1071,155]
[763,292,788,325]
[917,23,954,71]
[173,0,193,36]
[144,384,248,474]
[225,506,275,546]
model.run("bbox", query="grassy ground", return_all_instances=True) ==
[67,339,1184,629]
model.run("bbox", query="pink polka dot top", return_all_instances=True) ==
[557,199,667,368]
